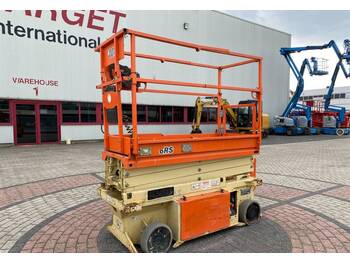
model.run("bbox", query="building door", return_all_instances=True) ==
[39,104,58,143]
[14,101,60,144]
[15,104,37,144]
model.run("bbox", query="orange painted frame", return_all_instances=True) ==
[96,28,263,169]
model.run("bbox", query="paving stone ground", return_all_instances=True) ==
[0,135,349,253]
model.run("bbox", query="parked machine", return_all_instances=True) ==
[273,44,331,136]
[96,28,263,252]
[312,40,350,135]
[191,97,270,138]
[190,97,237,134]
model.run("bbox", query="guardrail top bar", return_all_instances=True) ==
[96,28,263,62]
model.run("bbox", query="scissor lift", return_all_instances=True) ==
[96,28,263,252]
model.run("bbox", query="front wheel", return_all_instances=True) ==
[336,128,345,136]
[140,222,173,253]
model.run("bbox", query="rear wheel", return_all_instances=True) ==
[140,222,173,253]
[239,200,261,225]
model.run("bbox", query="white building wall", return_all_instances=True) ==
[0,10,291,144]
[61,125,103,141]
[301,86,350,111]
[0,126,14,144]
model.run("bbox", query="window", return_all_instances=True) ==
[187,107,195,123]
[148,106,160,122]
[208,108,217,122]
[62,102,79,123]
[137,105,147,122]
[0,100,10,123]
[335,94,340,99]
[106,108,118,124]
[340,93,346,99]
[173,107,184,122]
[201,108,208,122]
[122,104,132,122]
[120,104,147,123]
[161,106,173,122]
[80,103,96,122]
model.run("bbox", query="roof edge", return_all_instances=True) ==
[212,10,291,37]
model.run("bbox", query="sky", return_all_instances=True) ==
[225,11,350,91]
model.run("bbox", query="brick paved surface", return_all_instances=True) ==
[256,183,308,201]
[323,186,350,201]
[21,201,110,253]
[0,143,103,188]
[258,172,336,192]
[294,195,350,227]
[0,135,349,253]
[259,137,350,185]
[0,185,99,252]
[264,205,350,253]
[0,175,100,209]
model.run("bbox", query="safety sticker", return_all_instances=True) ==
[191,178,220,191]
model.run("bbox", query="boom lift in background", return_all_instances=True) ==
[96,28,263,253]
[273,44,330,136]
[312,39,350,135]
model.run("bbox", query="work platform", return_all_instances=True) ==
[96,28,263,252]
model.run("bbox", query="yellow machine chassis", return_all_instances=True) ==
[98,155,262,252]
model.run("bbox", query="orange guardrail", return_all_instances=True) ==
[96,28,263,169]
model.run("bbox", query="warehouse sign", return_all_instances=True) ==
[12,77,59,87]
[1,10,127,48]
[11,77,59,96]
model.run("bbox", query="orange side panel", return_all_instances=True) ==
[179,191,230,241]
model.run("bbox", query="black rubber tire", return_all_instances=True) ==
[140,222,173,253]
[286,128,293,136]
[239,200,261,225]
[336,128,345,136]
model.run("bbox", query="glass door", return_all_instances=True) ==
[16,104,36,144]
[39,105,58,143]
[14,101,60,145]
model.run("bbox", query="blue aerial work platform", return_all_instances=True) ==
[319,40,350,135]
[273,44,330,136]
